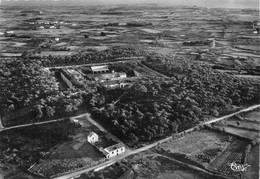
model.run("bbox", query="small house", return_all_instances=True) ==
[87,132,99,144]
[103,143,125,159]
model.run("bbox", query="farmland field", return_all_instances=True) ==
[208,139,250,179]
[244,144,259,179]
[242,109,260,123]
[226,119,260,131]
[126,155,223,179]
[223,126,259,140]
[159,130,231,156]
[158,130,233,168]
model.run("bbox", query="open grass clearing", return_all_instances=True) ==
[160,130,231,156]
[223,126,259,140]
[226,119,260,131]
[242,109,260,123]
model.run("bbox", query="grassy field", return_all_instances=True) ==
[160,130,231,156]
[157,130,233,169]
[242,109,260,123]
[223,126,259,140]
[226,119,260,131]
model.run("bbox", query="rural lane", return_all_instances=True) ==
[0,113,88,132]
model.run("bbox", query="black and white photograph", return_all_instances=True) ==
[0,0,259,179]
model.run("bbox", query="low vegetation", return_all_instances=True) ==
[0,120,80,173]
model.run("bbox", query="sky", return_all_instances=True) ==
[0,0,259,9]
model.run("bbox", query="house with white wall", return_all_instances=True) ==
[102,143,125,159]
[87,132,99,144]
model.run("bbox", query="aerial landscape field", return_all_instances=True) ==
[0,1,259,179]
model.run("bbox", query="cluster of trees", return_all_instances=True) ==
[40,46,143,67]
[0,58,94,126]
[89,55,260,146]
[0,58,59,115]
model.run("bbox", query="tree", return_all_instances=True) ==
[129,133,138,144]
[35,104,44,119]
[45,106,55,118]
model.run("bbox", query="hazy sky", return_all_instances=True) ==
[1,0,259,9]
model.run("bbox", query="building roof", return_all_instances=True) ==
[104,142,124,152]
[91,65,109,72]
[88,132,98,138]
[94,72,126,82]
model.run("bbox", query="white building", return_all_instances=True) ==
[87,132,99,144]
[91,65,109,74]
[102,143,125,159]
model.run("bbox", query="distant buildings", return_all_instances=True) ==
[253,21,260,34]
[4,31,16,37]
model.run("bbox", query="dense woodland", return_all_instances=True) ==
[1,52,260,145]
[89,54,260,146]
[0,58,94,126]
